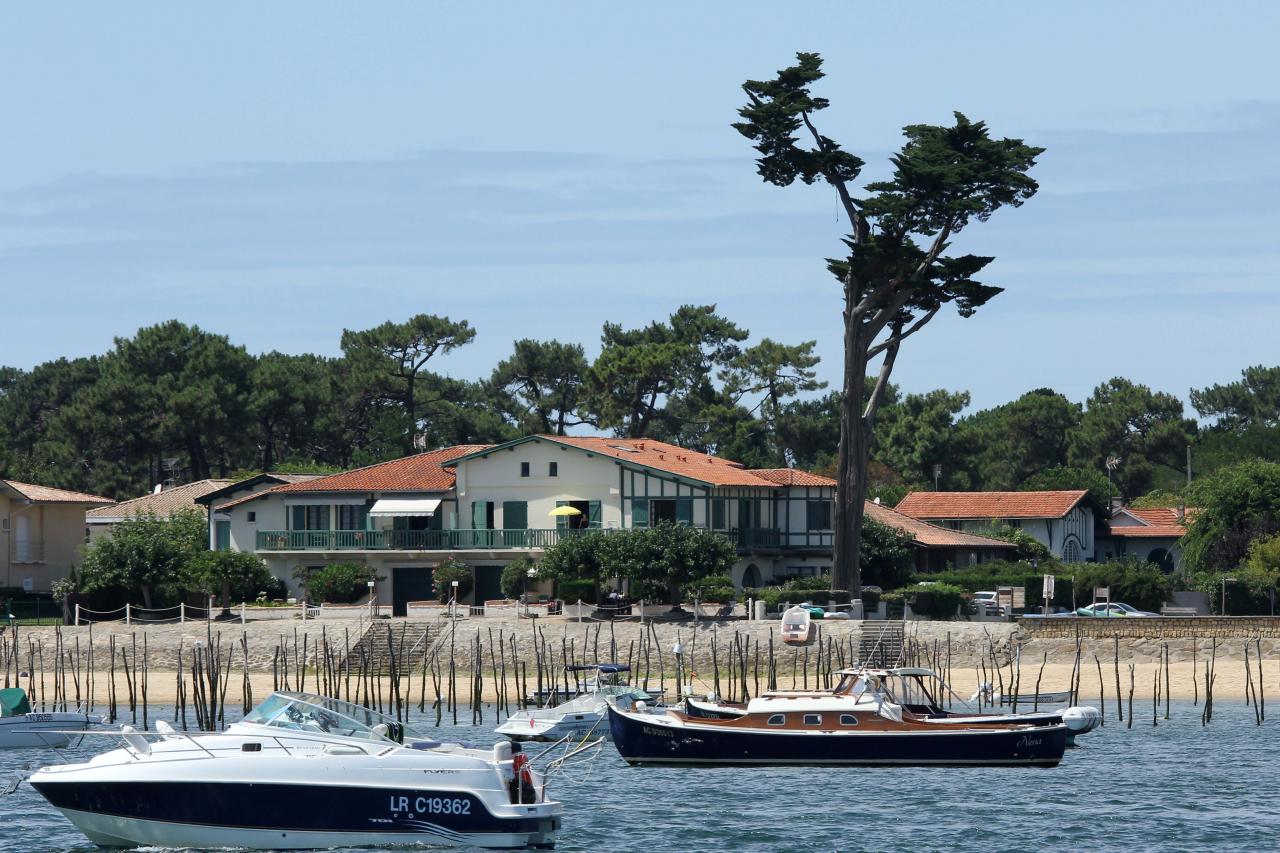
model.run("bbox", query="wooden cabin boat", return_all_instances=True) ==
[610,668,1072,767]
[684,667,1098,738]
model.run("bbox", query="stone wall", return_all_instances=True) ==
[1019,616,1280,639]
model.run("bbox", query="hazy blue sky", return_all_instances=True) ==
[3,1,1278,413]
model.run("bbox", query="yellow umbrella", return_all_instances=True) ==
[548,506,582,517]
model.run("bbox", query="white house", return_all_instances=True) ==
[1098,506,1192,571]
[894,490,1103,563]
[213,436,840,613]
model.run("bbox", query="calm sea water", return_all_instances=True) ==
[0,702,1274,853]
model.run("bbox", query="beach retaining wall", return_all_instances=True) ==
[1019,616,1280,639]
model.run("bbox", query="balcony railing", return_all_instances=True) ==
[254,526,834,553]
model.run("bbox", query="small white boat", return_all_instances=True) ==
[496,664,661,742]
[22,691,561,849]
[0,688,99,749]
[780,604,814,646]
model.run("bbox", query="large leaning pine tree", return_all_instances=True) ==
[734,52,1043,595]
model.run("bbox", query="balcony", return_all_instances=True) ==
[254,527,833,554]
[256,528,587,552]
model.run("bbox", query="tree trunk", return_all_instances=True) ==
[405,374,417,455]
[668,579,683,611]
[832,305,869,597]
[221,579,233,618]
[140,585,153,610]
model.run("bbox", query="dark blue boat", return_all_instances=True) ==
[607,703,1069,767]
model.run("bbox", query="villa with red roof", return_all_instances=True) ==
[895,489,1104,563]
[1,479,113,592]
[212,436,848,611]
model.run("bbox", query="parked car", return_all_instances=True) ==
[970,591,1006,615]
[1075,602,1159,617]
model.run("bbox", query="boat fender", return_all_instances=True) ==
[120,725,151,756]
[634,701,647,712]
[1062,706,1102,734]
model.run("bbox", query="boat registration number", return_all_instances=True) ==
[26,714,54,723]
[390,795,471,816]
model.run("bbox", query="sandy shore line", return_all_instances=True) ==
[17,659,1274,711]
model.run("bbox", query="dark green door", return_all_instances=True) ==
[474,565,503,604]
[392,566,435,617]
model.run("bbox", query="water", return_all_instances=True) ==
[0,703,1274,853]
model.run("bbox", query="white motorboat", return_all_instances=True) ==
[496,664,661,742]
[780,604,814,645]
[0,688,99,748]
[23,692,561,850]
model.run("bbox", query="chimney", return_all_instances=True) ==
[153,484,163,494]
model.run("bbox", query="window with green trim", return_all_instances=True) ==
[631,498,649,528]
[337,504,368,531]
[806,500,832,531]
[291,505,330,531]
[711,498,726,530]
[214,520,231,551]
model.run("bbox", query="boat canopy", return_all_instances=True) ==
[242,692,413,743]
[566,663,630,673]
[0,688,29,717]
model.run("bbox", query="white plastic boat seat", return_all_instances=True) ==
[120,725,151,756]
[370,723,389,741]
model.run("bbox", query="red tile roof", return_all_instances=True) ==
[504,436,781,487]
[219,446,490,510]
[1106,506,1195,538]
[749,469,837,487]
[87,479,234,521]
[1106,525,1188,539]
[896,490,1089,521]
[864,501,1018,550]
[1,480,114,505]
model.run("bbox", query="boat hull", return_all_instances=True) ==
[0,713,96,749]
[607,706,1069,768]
[31,780,560,850]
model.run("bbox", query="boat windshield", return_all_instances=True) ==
[242,693,410,742]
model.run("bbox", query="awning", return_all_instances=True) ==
[368,498,441,518]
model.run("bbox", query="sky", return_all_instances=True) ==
[2,1,1278,414]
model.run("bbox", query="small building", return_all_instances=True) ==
[863,500,1018,571]
[1098,506,1192,571]
[894,490,1102,563]
[86,479,235,542]
[0,480,113,592]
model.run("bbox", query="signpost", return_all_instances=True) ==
[1042,575,1055,617]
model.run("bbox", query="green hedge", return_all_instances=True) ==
[902,583,965,620]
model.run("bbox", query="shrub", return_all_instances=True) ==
[501,558,536,600]
[1073,558,1171,613]
[433,559,473,603]
[688,575,735,603]
[557,579,599,604]
[968,523,1051,561]
[915,560,1061,592]
[902,583,965,620]
[307,563,374,604]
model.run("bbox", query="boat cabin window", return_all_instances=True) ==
[767,714,786,726]
[839,714,858,726]
[803,714,822,726]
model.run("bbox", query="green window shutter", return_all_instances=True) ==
[555,500,569,532]
[291,505,304,531]
[472,501,489,530]
[315,505,331,531]
[631,498,649,529]
[588,501,602,528]
[712,498,726,530]
[676,498,693,526]
[503,501,528,530]
[806,501,823,531]
[215,521,231,551]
